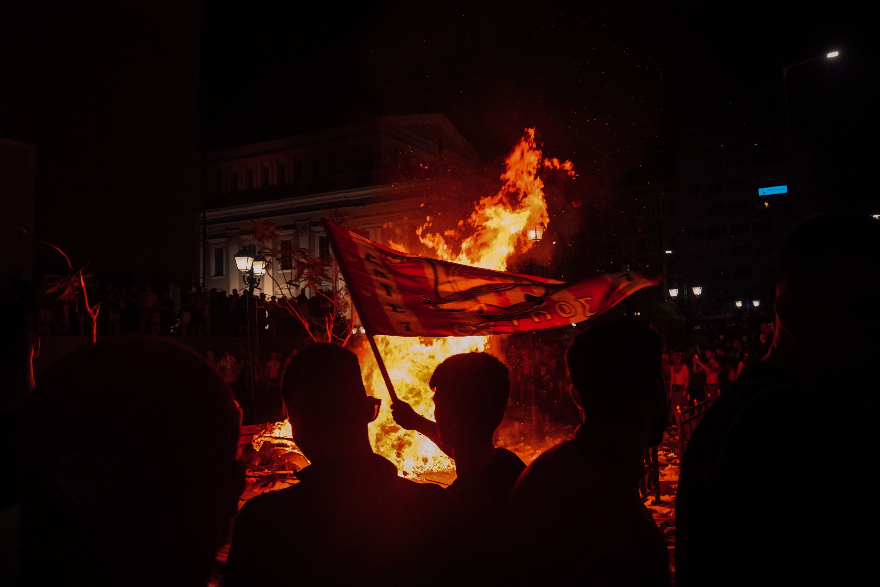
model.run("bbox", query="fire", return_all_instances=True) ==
[364,129,574,477]
[250,129,574,479]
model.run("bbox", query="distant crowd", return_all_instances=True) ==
[31,285,343,339]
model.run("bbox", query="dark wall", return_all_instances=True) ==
[0,1,203,285]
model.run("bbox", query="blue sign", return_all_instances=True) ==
[758,185,788,196]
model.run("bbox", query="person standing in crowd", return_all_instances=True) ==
[687,347,706,404]
[506,318,670,586]
[283,348,298,371]
[676,214,880,586]
[15,337,245,587]
[218,351,237,385]
[694,348,721,400]
[263,352,285,422]
[392,353,526,581]
[669,351,690,413]
[755,321,774,359]
[224,344,457,586]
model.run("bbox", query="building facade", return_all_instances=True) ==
[199,114,482,297]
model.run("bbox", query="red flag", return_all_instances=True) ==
[325,221,659,337]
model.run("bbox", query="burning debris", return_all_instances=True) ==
[246,129,582,478]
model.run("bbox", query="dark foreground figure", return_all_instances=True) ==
[224,343,457,587]
[393,352,526,580]
[676,214,880,586]
[506,318,670,586]
[16,336,246,587]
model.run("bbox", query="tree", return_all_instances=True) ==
[25,229,100,344]
[238,215,354,345]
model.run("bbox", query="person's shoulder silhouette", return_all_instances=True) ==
[16,336,245,587]
[676,214,880,587]
[506,318,670,586]
[224,343,457,587]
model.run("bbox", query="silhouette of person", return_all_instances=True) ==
[0,303,38,584]
[676,214,880,587]
[223,343,457,587]
[506,318,670,586]
[392,353,526,580]
[14,336,245,587]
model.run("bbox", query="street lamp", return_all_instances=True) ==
[669,288,679,298]
[234,246,269,423]
[234,247,266,293]
[735,300,743,308]
[692,286,702,297]
[527,225,545,242]
[752,300,761,308]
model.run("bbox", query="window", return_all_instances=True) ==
[318,236,330,260]
[280,241,293,270]
[246,170,254,190]
[213,248,224,276]
[277,164,286,185]
[262,167,269,187]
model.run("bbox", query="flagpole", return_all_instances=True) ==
[366,332,399,404]
[321,219,400,405]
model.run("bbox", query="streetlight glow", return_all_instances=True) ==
[252,255,267,276]
[752,300,761,308]
[665,250,672,254]
[234,248,254,272]
[692,286,702,297]
[735,301,743,308]
[669,288,679,298]
[827,51,839,58]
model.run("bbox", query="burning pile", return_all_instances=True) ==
[363,129,575,477]
[250,129,575,478]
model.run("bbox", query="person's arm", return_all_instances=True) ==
[390,402,453,457]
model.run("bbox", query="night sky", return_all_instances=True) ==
[1,1,874,284]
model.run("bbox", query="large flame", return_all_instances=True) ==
[365,128,574,477]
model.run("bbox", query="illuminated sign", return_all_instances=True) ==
[758,185,787,196]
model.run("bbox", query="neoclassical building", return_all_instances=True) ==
[199,114,482,297]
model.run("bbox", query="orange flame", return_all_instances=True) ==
[364,129,574,477]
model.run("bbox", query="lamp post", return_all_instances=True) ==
[234,247,266,294]
[234,246,267,424]
[784,51,839,138]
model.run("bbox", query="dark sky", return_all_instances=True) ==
[204,1,874,197]
[1,1,874,285]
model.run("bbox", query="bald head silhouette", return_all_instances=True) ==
[17,336,245,587]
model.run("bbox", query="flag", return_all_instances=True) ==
[325,220,659,337]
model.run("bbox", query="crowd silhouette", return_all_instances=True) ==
[1,213,876,586]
